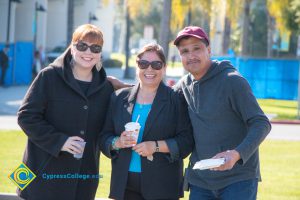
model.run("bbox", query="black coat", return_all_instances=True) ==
[99,83,194,200]
[17,49,114,200]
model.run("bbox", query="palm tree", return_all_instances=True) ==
[159,0,172,59]
[241,0,252,56]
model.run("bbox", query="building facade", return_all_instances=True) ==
[0,0,116,85]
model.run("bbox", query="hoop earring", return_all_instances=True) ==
[96,61,102,71]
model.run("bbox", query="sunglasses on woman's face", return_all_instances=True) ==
[136,60,164,70]
[74,42,102,54]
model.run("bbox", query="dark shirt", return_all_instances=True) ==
[76,79,91,95]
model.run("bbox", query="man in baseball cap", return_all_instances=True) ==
[173,26,271,200]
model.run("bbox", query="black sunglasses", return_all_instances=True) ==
[74,42,102,53]
[137,60,164,70]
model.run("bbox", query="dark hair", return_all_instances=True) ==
[136,43,166,65]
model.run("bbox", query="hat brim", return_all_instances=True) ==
[173,34,207,46]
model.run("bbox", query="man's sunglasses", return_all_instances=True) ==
[74,42,102,54]
[136,60,164,70]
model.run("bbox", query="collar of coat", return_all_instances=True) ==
[119,82,169,138]
[49,47,109,98]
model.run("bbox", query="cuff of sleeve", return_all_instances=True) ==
[54,134,69,158]
[234,147,246,165]
[105,136,116,158]
[165,139,180,162]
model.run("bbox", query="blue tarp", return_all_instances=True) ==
[0,42,33,86]
[214,57,299,100]
[14,42,33,84]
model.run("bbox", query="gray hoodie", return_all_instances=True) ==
[175,60,271,190]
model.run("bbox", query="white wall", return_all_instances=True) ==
[1,0,115,53]
[46,0,68,50]
[0,0,22,44]
[94,0,115,52]
[0,1,9,43]
[14,0,47,49]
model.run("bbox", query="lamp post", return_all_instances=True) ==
[33,2,46,51]
[6,0,22,46]
[88,12,98,24]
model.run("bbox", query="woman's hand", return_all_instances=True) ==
[132,141,155,157]
[115,131,136,149]
[61,136,84,155]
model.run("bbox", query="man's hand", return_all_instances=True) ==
[107,76,133,90]
[211,150,241,171]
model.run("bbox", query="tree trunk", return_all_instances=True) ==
[222,17,231,55]
[267,13,274,58]
[159,0,171,60]
[67,0,74,45]
[241,0,251,56]
[123,5,131,79]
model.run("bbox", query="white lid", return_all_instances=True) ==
[125,122,141,130]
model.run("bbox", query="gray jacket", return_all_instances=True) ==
[175,60,271,190]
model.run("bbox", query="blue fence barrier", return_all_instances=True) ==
[212,56,300,100]
[0,42,33,86]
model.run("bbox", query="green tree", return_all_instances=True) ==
[267,0,300,56]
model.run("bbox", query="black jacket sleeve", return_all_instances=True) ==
[98,92,118,158]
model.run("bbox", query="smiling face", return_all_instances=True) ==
[136,51,166,89]
[70,24,103,70]
[177,37,212,80]
[71,40,101,70]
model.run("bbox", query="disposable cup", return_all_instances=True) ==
[73,141,86,159]
[125,122,141,144]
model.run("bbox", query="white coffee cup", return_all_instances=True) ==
[125,122,141,144]
[73,141,86,159]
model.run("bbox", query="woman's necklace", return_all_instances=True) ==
[137,91,156,108]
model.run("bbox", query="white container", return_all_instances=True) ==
[73,141,86,159]
[125,122,141,144]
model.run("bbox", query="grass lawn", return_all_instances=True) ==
[0,130,299,199]
[258,99,298,120]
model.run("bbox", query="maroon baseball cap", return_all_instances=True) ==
[174,26,210,46]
